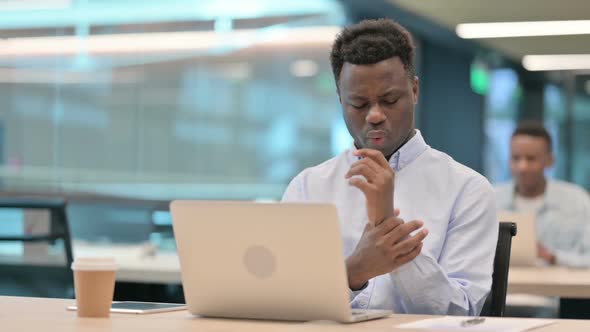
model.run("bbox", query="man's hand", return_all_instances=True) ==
[345,149,395,225]
[346,212,429,290]
[537,242,556,265]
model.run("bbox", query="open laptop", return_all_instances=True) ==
[498,211,539,267]
[170,200,392,323]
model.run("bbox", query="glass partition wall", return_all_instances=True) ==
[0,0,347,200]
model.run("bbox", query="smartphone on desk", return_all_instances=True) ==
[67,301,187,314]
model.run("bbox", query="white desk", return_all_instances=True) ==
[108,258,590,299]
[508,266,590,299]
[0,242,181,284]
[105,252,590,295]
[3,296,590,332]
[74,242,181,284]
[8,244,590,296]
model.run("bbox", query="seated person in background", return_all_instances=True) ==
[495,122,590,267]
[281,18,497,316]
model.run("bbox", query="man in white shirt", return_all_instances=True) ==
[281,19,497,315]
[495,122,590,267]
[495,122,590,318]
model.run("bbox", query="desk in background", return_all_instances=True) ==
[508,266,590,319]
[102,256,590,317]
[107,253,590,295]
[9,243,590,313]
[0,241,181,302]
[0,242,181,284]
[74,242,181,284]
[508,266,590,298]
[9,246,590,292]
[74,242,182,303]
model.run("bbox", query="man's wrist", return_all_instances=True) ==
[375,212,394,226]
[345,255,370,290]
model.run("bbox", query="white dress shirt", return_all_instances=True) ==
[281,130,497,315]
[496,180,590,267]
[514,194,545,215]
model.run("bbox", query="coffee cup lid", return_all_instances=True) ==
[71,257,117,271]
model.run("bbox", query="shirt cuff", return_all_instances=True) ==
[554,250,578,267]
[348,281,369,300]
[350,281,369,291]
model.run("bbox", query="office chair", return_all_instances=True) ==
[480,222,517,317]
[0,197,74,298]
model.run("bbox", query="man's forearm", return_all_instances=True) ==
[345,255,370,290]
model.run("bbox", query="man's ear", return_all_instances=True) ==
[412,76,419,105]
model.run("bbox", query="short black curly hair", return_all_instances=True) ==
[330,19,416,89]
[512,122,553,153]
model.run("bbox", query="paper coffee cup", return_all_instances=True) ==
[71,258,117,318]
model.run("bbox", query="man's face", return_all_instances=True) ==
[338,57,419,158]
[509,135,554,192]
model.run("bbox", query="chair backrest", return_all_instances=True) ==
[0,197,74,298]
[480,222,517,317]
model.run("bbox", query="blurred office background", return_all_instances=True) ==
[0,0,589,300]
[1,0,589,202]
[1,0,590,200]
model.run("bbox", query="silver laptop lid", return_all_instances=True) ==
[498,211,538,267]
[170,200,353,321]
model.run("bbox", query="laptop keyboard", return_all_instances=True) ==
[351,309,367,315]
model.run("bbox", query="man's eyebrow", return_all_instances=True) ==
[378,90,403,98]
[347,94,368,100]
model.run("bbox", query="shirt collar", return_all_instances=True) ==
[347,129,429,172]
[507,179,557,210]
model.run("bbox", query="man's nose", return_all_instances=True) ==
[365,104,386,124]
[515,159,529,172]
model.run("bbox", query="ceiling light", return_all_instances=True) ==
[0,0,70,11]
[0,31,225,57]
[0,26,340,58]
[523,54,590,71]
[289,59,318,77]
[456,20,590,39]
[216,62,252,80]
[0,68,140,84]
